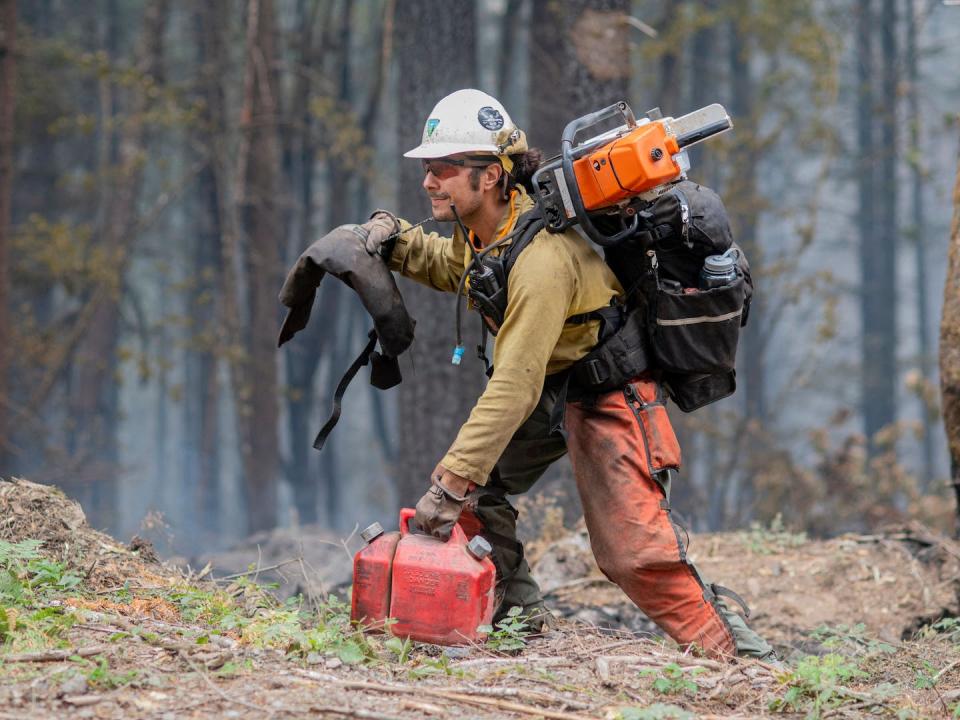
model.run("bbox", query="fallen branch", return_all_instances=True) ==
[2,645,109,663]
[215,557,302,581]
[292,670,594,720]
[308,706,406,720]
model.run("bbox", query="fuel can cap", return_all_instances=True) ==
[360,522,385,544]
[466,535,492,561]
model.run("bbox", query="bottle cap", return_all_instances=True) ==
[704,253,735,274]
[360,522,385,543]
[466,535,492,560]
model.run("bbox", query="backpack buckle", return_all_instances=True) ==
[583,359,608,387]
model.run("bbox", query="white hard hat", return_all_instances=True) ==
[404,89,527,160]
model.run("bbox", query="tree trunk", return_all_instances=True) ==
[66,0,169,529]
[0,0,15,472]
[237,0,282,533]
[529,0,631,154]
[859,0,898,455]
[905,0,934,488]
[941,134,960,536]
[280,0,322,527]
[393,1,482,507]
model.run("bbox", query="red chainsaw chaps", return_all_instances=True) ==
[565,376,735,659]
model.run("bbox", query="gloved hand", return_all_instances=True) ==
[414,468,470,540]
[360,210,400,259]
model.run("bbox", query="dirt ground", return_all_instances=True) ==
[1,477,959,719]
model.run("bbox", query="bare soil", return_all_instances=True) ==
[1,478,959,719]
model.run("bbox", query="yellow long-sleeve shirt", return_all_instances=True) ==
[389,188,624,485]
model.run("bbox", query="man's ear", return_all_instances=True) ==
[483,163,503,192]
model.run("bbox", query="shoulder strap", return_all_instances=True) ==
[500,209,546,277]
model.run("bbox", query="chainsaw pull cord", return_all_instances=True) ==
[450,203,523,366]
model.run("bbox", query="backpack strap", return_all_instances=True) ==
[500,208,546,276]
[500,209,616,331]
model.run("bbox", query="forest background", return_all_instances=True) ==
[1,0,959,557]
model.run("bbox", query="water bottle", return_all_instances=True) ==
[699,248,739,290]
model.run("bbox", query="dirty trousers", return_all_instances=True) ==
[466,375,772,659]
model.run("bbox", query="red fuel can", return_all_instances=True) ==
[388,508,496,646]
[350,521,401,631]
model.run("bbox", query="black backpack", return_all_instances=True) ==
[603,180,752,410]
[486,180,752,412]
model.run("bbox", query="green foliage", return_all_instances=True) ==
[0,540,44,565]
[27,559,83,591]
[769,653,867,719]
[912,660,938,690]
[640,663,706,696]
[930,617,960,643]
[169,586,239,627]
[384,635,413,664]
[478,606,533,653]
[407,652,470,680]
[810,623,897,656]
[615,703,694,720]
[81,655,140,690]
[3,606,79,652]
[740,513,807,555]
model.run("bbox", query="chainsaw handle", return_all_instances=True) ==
[561,101,641,247]
[560,100,637,149]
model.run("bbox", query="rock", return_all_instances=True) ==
[58,673,89,697]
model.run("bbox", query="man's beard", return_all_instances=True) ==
[429,192,480,223]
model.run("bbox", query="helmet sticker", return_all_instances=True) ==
[426,118,440,137]
[477,106,504,131]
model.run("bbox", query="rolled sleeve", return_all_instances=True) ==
[388,218,466,293]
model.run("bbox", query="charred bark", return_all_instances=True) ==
[941,135,960,537]
[529,0,631,154]
[237,0,282,533]
[393,1,482,508]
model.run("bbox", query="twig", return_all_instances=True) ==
[292,671,595,720]
[214,557,301,581]
[183,653,275,717]
[452,656,573,669]
[2,645,109,662]
[934,658,960,683]
[308,706,406,720]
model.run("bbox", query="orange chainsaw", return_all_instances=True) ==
[532,101,732,246]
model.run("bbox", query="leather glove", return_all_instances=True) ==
[360,210,400,259]
[414,478,467,541]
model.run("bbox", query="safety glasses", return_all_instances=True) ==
[421,156,496,180]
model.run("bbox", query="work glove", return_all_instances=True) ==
[360,210,401,260]
[414,477,468,541]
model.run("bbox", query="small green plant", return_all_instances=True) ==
[740,514,807,555]
[615,703,694,720]
[27,559,83,590]
[214,658,253,678]
[810,623,896,656]
[770,653,867,718]
[406,652,471,680]
[931,617,960,642]
[913,660,938,690]
[640,663,706,696]
[384,635,413,664]
[82,655,140,689]
[478,606,532,653]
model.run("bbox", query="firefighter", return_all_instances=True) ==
[359,89,773,660]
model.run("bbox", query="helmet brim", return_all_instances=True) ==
[403,142,499,159]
